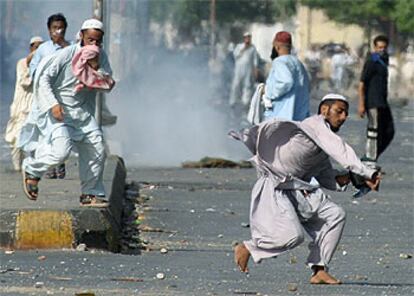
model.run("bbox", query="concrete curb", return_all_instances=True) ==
[0,155,126,251]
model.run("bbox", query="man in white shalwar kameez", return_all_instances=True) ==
[330,47,355,92]
[20,19,113,205]
[229,32,259,107]
[5,36,43,171]
[232,94,381,284]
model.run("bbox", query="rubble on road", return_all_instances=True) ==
[182,157,252,168]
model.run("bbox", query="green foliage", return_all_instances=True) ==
[392,0,414,34]
[149,0,297,41]
[301,0,414,36]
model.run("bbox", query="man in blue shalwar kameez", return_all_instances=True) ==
[20,19,113,206]
[263,31,310,121]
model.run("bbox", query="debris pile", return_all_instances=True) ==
[182,157,252,168]
[119,181,146,254]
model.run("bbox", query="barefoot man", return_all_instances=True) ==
[231,94,381,284]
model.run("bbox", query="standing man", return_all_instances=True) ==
[232,94,380,284]
[29,13,70,178]
[263,31,310,121]
[5,36,44,171]
[229,32,259,107]
[358,35,394,167]
[331,46,356,92]
[21,19,113,206]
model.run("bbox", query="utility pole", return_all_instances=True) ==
[210,0,216,59]
[93,0,104,127]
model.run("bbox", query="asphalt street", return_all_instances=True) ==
[0,100,413,295]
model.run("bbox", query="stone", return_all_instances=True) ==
[160,248,168,254]
[289,256,297,264]
[156,273,165,280]
[399,253,412,259]
[287,283,298,292]
[76,244,88,251]
[34,282,44,288]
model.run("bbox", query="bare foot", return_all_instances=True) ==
[234,243,250,273]
[310,269,341,285]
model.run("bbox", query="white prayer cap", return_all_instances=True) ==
[321,93,348,104]
[81,19,104,33]
[318,93,348,113]
[243,32,252,37]
[30,36,44,45]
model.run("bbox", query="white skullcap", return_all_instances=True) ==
[81,19,104,33]
[321,93,348,103]
[30,36,44,45]
[243,32,252,37]
[318,93,348,114]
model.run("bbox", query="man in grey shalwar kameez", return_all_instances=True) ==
[20,19,113,206]
[232,94,381,284]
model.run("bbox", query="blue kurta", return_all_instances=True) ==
[21,43,113,196]
[29,40,68,78]
[263,55,310,121]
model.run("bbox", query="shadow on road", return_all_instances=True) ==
[343,282,414,287]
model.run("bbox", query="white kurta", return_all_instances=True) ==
[330,52,355,91]
[20,44,113,196]
[231,115,376,268]
[5,58,33,170]
[229,43,259,106]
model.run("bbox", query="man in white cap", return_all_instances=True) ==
[5,36,43,171]
[231,94,381,284]
[20,18,113,206]
[229,32,259,107]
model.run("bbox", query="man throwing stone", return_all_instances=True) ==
[232,94,380,284]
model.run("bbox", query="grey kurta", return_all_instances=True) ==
[231,115,375,268]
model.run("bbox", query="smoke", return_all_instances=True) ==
[106,47,248,166]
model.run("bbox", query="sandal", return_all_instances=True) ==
[45,167,57,179]
[57,163,66,179]
[22,171,40,201]
[80,194,108,207]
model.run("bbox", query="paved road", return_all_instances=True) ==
[0,101,413,295]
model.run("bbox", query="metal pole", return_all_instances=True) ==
[93,0,104,127]
[210,0,216,59]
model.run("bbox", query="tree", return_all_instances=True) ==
[149,0,297,44]
[301,0,414,50]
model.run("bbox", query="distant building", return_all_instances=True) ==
[295,6,366,57]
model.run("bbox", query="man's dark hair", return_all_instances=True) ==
[373,35,388,46]
[270,47,278,60]
[47,13,67,29]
